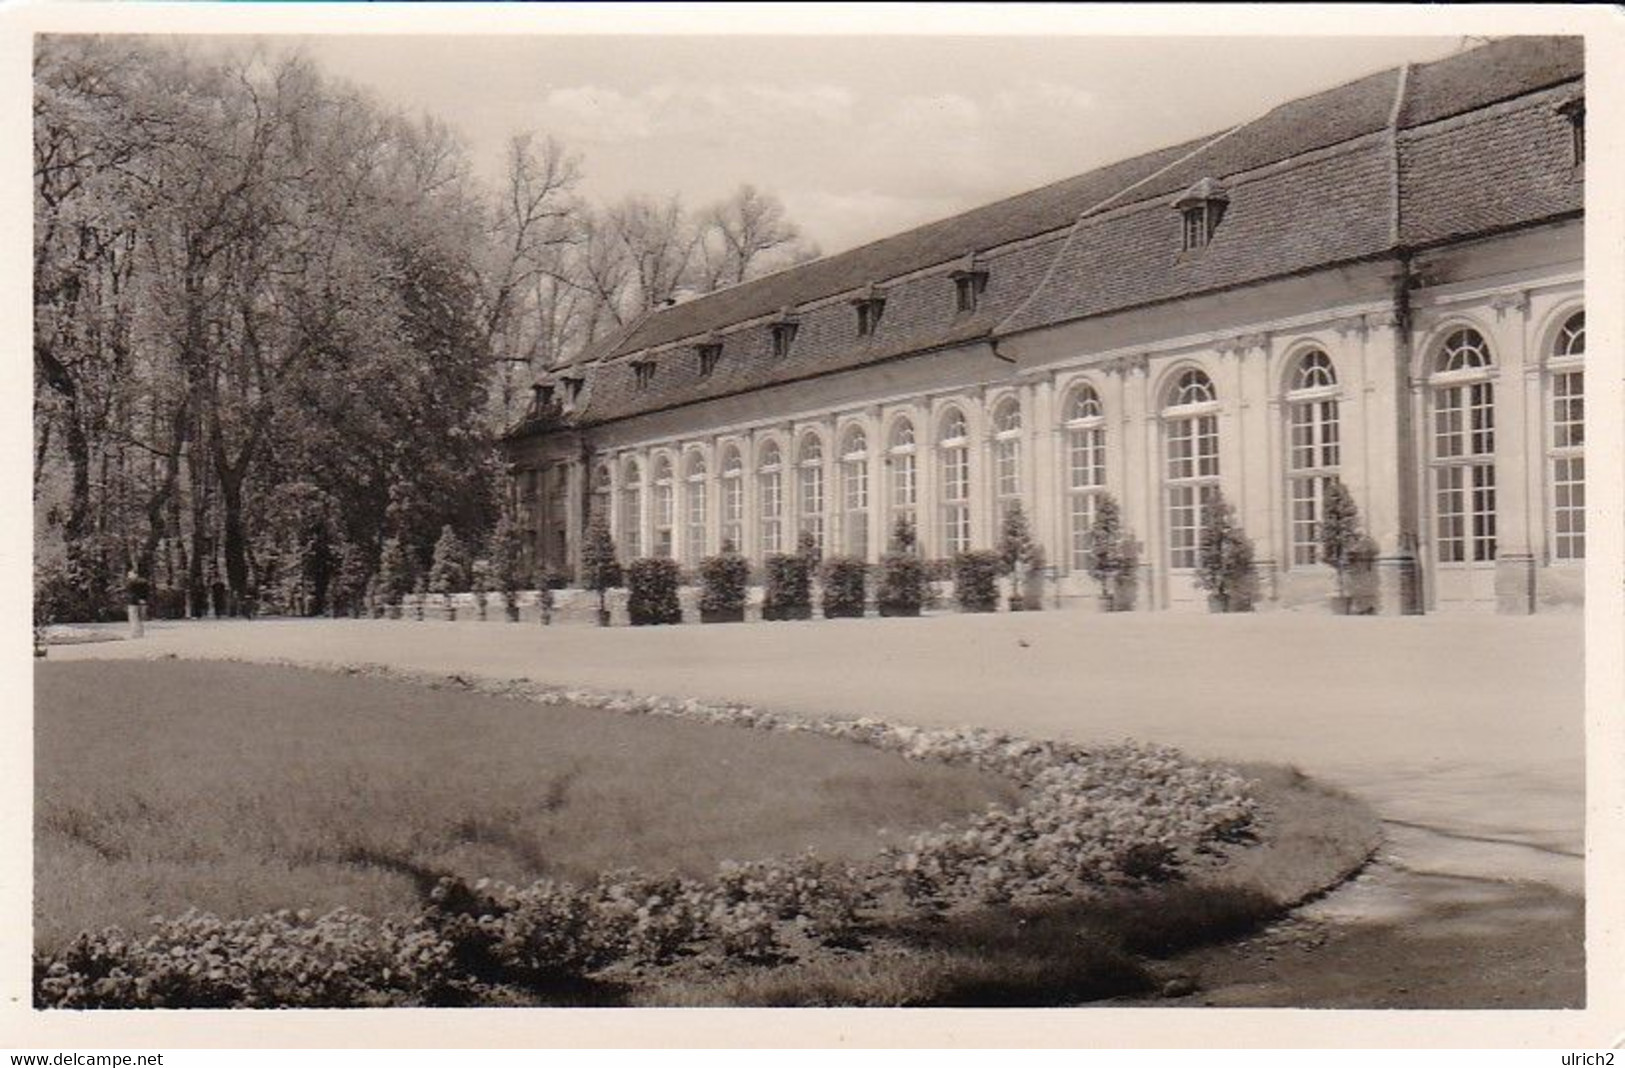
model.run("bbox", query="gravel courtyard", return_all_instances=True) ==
[47,609,1586,1005]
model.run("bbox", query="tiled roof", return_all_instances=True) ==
[1000,139,1398,335]
[1398,35,1582,128]
[580,132,1220,362]
[524,36,1582,435]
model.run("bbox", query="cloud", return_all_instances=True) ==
[537,81,859,146]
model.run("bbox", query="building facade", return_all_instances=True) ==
[502,37,1585,614]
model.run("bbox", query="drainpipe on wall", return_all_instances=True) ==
[1387,253,1425,615]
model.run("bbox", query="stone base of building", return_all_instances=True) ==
[1495,554,1537,615]
[1375,555,1422,616]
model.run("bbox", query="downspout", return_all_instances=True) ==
[1386,63,1424,614]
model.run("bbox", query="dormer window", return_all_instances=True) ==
[1172,178,1228,252]
[771,312,799,358]
[532,383,555,411]
[951,260,989,313]
[852,286,886,337]
[1557,95,1584,168]
[632,360,656,391]
[562,376,584,406]
[696,340,722,377]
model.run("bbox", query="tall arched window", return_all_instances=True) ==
[992,399,1022,529]
[1431,328,1496,564]
[652,455,675,559]
[590,463,612,525]
[1285,350,1341,566]
[1163,368,1219,570]
[798,434,825,550]
[939,407,971,556]
[620,459,643,559]
[720,446,744,552]
[1065,384,1106,570]
[758,442,784,556]
[888,418,917,545]
[1550,311,1584,561]
[840,426,869,557]
[683,451,707,565]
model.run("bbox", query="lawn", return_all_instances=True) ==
[35,660,1020,955]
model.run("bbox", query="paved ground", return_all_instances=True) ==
[46,610,1586,1005]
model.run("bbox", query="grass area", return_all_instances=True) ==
[632,764,1381,1006]
[35,661,1019,955]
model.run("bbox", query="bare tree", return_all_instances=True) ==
[696,183,820,289]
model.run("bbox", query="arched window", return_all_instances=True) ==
[720,446,744,553]
[1285,349,1341,566]
[683,451,708,565]
[840,426,870,557]
[1431,328,1496,564]
[939,407,971,556]
[620,459,643,559]
[1550,311,1584,561]
[888,418,918,546]
[798,434,825,550]
[652,455,675,559]
[1065,384,1107,570]
[1163,369,1219,570]
[992,398,1023,529]
[1171,368,1217,406]
[758,442,784,556]
[590,463,613,525]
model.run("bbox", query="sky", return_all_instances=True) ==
[229,34,1464,256]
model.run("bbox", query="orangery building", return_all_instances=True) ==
[501,36,1585,614]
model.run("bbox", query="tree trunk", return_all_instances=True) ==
[219,469,250,615]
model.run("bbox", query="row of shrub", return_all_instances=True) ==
[582,507,1063,626]
[35,666,1257,1008]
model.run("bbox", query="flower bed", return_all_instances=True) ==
[35,661,1256,1008]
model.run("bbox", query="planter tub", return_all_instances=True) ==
[763,604,813,622]
[823,605,865,620]
[701,607,746,624]
[878,603,921,618]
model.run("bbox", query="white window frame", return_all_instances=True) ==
[758,444,784,557]
[1284,350,1341,567]
[992,399,1022,530]
[798,435,825,550]
[684,452,707,566]
[1549,311,1584,562]
[1162,369,1219,571]
[939,408,971,556]
[1430,329,1497,566]
[1064,385,1106,571]
[840,428,869,558]
[720,448,744,553]
[652,456,675,559]
[620,459,643,559]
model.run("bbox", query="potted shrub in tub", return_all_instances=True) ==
[487,510,527,622]
[819,556,869,619]
[1082,493,1140,611]
[428,525,470,622]
[996,501,1044,611]
[376,537,411,620]
[627,557,683,626]
[1318,476,1368,616]
[1194,490,1257,613]
[953,550,1001,613]
[699,542,749,623]
[580,517,621,627]
[877,515,926,618]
